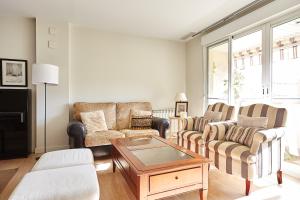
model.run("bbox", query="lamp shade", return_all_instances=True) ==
[175,92,187,102]
[32,64,59,85]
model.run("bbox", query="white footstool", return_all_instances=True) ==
[9,164,100,200]
[32,148,94,171]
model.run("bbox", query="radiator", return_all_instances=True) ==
[152,108,174,119]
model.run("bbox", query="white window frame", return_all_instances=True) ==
[205,8,300,107]
[206,39,231,104]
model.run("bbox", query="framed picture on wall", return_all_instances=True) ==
[0,59,28,87]
[175,101,188,117]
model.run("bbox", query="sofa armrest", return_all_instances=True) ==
[152,117,169,138]
[250,127,286,154]
[202,121,237,142]
[181,117,195,131]
[67,121,87,148]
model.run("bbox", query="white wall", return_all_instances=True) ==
[0,17,36,152]
[35,19,70,152]
[70,25,186,109]
[185,36,204,116]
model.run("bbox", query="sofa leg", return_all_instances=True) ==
[112,161,116,173]
[277,170,282,184]
[245,179,251,196]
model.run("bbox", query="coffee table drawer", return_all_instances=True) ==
[149,167,202,193]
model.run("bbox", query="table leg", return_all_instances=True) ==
[112,160,116,173]
[199,189,208,200]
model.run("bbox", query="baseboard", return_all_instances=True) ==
[35,145,70,153]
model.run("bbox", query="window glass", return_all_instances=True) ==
[207,42,229,103]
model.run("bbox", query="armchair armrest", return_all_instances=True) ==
[202,121,237,142]
[250,127,286,154]
[181,117,195,131]
[152,117,169,138]
[67,120,87,148]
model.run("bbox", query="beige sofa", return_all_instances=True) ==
[67,102,169,156]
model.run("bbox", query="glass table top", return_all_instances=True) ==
[121,136,192,166]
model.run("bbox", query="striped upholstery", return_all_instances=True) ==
[208,138,283,180]
[181,117,194,131]
[193,117,212,132]
[225,126,264,147]
[202,121,236,142]
[207,102,235,121]
[238,104,287,128]
[177,131,205,155]
[208,104,287,181]
[177,103,235,156]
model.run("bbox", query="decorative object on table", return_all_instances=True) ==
[179,111,188,118]
[175,101,188,117]
[174,92,188,117]
[0,59,27,87]
[174,92,187,102]
[32,64,59,153]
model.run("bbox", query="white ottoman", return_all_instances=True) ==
[9,164,100,200]
[32,148,94,171]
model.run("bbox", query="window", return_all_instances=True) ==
[271,17,300,159]
[232,30,263,106]
[207,41,229,104]
[206,13,300,166]
[272,18,300,98]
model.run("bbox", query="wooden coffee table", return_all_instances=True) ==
[111,135,210,200]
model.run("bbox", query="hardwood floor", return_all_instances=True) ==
[1,155,300,200]
[0,155,36,200]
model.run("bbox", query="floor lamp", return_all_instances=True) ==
[32,64,59,153]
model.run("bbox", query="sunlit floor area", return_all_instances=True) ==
[1,156,300,200]
[95,158,300,200]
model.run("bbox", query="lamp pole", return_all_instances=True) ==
[44,83,47,153]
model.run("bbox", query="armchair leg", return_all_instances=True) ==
[277,170,282,184]
[245,179,251,196]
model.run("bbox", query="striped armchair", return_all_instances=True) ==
[206,104,287,195]
[177,102,235,156]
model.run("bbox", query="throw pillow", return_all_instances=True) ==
[203,111,222,122]
[225,125,264,147]
[80,110,108,133]
[130,109,152,129]
[237,115,268,128]
[183,116,194,131]
[193,117,212,132]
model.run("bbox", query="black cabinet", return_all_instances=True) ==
[0,89,31,159]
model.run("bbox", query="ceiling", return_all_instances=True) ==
[0,0,256,40]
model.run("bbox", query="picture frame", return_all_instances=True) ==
[0,59,28,87]
[175,101,188,117]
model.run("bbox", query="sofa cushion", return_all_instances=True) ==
[193,117,212,132]
[85,130,125,147]
[116,102,152,130]
[80,110,108,133]
[130,109,153,129]
[73,102,117,130]
[225,125,263,147]
[237,115,268,128]
[208,140,256,164]
[203,111,222,122]
[32,149,94,171]
[120,129,159,138]
[9,165,99,200]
